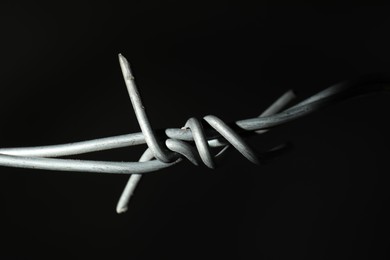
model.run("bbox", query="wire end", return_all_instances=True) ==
[116,204,128,214]
[118,53,134,80]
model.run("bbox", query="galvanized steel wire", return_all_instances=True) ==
[0,54,388,213]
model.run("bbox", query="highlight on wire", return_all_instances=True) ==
[0,54,388,213]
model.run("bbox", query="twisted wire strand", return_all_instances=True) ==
[184,117,216,169]
[0,54,388,214]
[0,78,386,158]
[0,55,387,175]
[0,152,179,174]
[116,54,273,213]
[115,88,296,213]
[204,115,259,165]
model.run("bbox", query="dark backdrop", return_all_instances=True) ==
[0,2,389,259]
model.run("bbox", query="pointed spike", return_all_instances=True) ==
[118,53,134,80]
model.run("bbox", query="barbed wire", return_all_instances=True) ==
[0,54,388,213]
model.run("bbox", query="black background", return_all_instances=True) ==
[0,1,390,259]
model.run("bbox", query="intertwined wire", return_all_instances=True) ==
[0,54,388,213]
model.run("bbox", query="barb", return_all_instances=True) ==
[119,54,177,163]
[0,54,388,213]
[116,87,295,213]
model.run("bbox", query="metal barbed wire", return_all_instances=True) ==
[0,54,388,213]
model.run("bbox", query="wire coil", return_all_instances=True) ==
[0,54,388,213]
